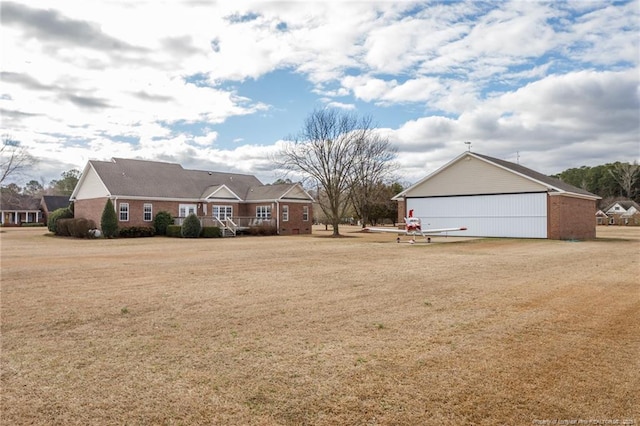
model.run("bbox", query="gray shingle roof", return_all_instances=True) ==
[1,190,41,210]
[88,158,301,202]
[41,195,70,212]
[604,200,640,212]
[246,184,296,201]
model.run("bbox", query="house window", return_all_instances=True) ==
[282,205,289,221]
[256,205,271,219]
[119,203,129,222]
[212,205,232,220]
[179,204,197,217]
[143,203,152,222]
[302,205,309,221]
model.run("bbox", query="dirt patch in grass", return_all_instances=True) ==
[1,226,639,425]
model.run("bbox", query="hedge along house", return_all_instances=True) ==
[70,158,314,236]
[393,151,600,240]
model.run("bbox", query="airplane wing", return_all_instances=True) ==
[364,227,410,234]
[421,227,467,234]
[364,226,467,234]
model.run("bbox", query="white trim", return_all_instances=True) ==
[202,184,242,201]
[279,184,315,202]
[143,203,153,222]
[70,161,111,201]
[248,198,311,203]
[547,191,601,201]
[119,202,129,222]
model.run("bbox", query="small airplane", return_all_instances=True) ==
[364,210,467,243]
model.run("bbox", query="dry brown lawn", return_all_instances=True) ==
[1,225,638,425]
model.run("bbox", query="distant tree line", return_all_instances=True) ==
[1,169,81,197]
[551,161,639,207]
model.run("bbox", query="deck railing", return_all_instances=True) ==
[173,216,276,235]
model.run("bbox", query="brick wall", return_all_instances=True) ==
[75,198,313,235]
[243,202,313,235]
[74,197,108,227]
[75,198,187,229]
[278,202,312,235]
[397,198,406,224]
[118,200,179,228]
[548,195,597,240]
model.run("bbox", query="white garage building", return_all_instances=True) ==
[393,152,600,240]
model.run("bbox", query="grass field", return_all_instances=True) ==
[1,225,638,425]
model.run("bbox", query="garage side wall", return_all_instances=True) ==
[548,195,597,240]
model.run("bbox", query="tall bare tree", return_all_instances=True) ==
[277,109,396,236]
[609,161,640,199]
[0,136,37,185]
[348,133,397,227]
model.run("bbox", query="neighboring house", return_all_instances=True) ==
[41,195,71,224]
[595,210,608,226]
[70,158,314,235]
[0,190,42,226]
[603,200,640,226]
[393,151,601,240]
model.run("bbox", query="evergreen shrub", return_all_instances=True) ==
[166,225,182,238]
[181,213,201,238]
[47,207,73,233]
[101,199,118,238]
[202,226,222,238]
[154,211,173,236]
[57,218,97,238]
[118,226,155,238]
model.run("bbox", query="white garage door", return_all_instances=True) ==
[407,192,547,238]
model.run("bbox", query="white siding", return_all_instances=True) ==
[406,156,546,197]
[206,186,238,200]
[408,193,547,238]
[74,167,109,199]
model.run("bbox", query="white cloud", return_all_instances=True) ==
[1,0,638,189]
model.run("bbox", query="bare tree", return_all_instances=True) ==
[609,161,640,199]
[277,109,396,236]
[348,133,397,227]
[0,136,37,185]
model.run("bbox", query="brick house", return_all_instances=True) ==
[40,195,71,224]
[70,158,314,235]
[392,151,600,240]
[603,200,640,226]
[0,189,42,226]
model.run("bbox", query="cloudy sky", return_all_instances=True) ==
[1,0,639,187]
